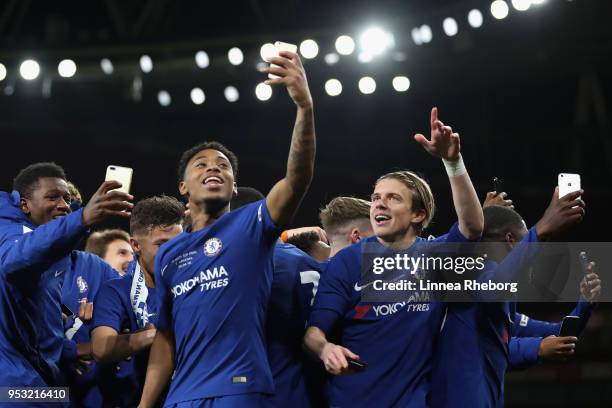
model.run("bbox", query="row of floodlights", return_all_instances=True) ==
[156,76,411,106]
[0,0,551,83]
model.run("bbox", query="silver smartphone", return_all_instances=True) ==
[558,173,580,199]
[105,165,133,194]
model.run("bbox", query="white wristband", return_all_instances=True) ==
[442,154,467,177]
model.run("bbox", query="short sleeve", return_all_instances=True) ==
[92,280,126,333]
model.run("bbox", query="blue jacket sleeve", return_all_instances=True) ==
[513,299,595,337]
[508,336,541,370]
[0,209,87,279]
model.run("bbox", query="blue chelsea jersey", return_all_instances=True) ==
[155,200,281,405]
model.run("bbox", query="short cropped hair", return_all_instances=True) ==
[130,195,185,236]
[286,231,321,255]
[13,162,67,199]
[483,206,525,239]
[375,170,435,235]
[177,141,239,182]
[85,229,131,258]
[319,197,371,234]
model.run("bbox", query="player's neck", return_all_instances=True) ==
[137,258,155,288]
[376,231,417,250]
[190,203,230,232]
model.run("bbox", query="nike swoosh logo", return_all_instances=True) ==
[55,270,64,278]
[354,281,375,292]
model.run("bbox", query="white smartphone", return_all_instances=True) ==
[105,165,133,194]
[558,173,581,198]
[269,41,298,79]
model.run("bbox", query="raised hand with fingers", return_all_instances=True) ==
[535,187,585,240]
[414,107,461,161]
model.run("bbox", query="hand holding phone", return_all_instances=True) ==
[559,316,582,338]
[558,173,581,199]
[268,41,298,79]
[346,357,367,372]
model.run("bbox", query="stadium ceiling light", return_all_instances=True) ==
[468,9,484,28]
[512,0,531,11]
[324,53,340,65]
[411,27,423,45]
[491,0,510,20]
[58,59,77,78]
[0,63,6,81]
[299,39,319,59]
[20,59,40,80]
[260,43,276,61]
[443,17,459,37]
[335,35,356,55]
[359,27,395,57]
[324,79,342,96]
[358,76,376,94]
[224,86,239,102]
[195,51,210,68]
[255,82,272,101]
[392,76,410,92]
[140,55,153,73]
[420,25,433,43]
[157,90,171,106]
[228,48,244,66]
[100,58,114,74]
[190,88,205,105]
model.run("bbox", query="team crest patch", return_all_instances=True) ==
[77,276,88,293]
[204,238,223,257]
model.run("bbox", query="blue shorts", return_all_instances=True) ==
[166,393,270,408]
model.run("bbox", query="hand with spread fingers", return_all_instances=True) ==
[260,51,313,109]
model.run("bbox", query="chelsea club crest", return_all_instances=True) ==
[204,237,223,257]
[77,276,88,293]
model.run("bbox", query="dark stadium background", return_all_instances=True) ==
[0,0,611,406]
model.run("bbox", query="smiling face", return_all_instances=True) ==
[20,177,72,226]
[370,178,426,244]
[179,149,237,212]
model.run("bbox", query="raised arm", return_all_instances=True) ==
[1,180,133,278]
[414,107,483,239]
[261,51,316,226]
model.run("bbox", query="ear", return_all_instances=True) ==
[130,237,141,254]
[505,232,516,244]
[350,228,361,244]
[233,182,238,197]
[20,197,30,215]
[178,180,188,197]
[411,209,427,225]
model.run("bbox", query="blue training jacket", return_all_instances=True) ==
[508,299,595,369]
[0,191,88,387]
